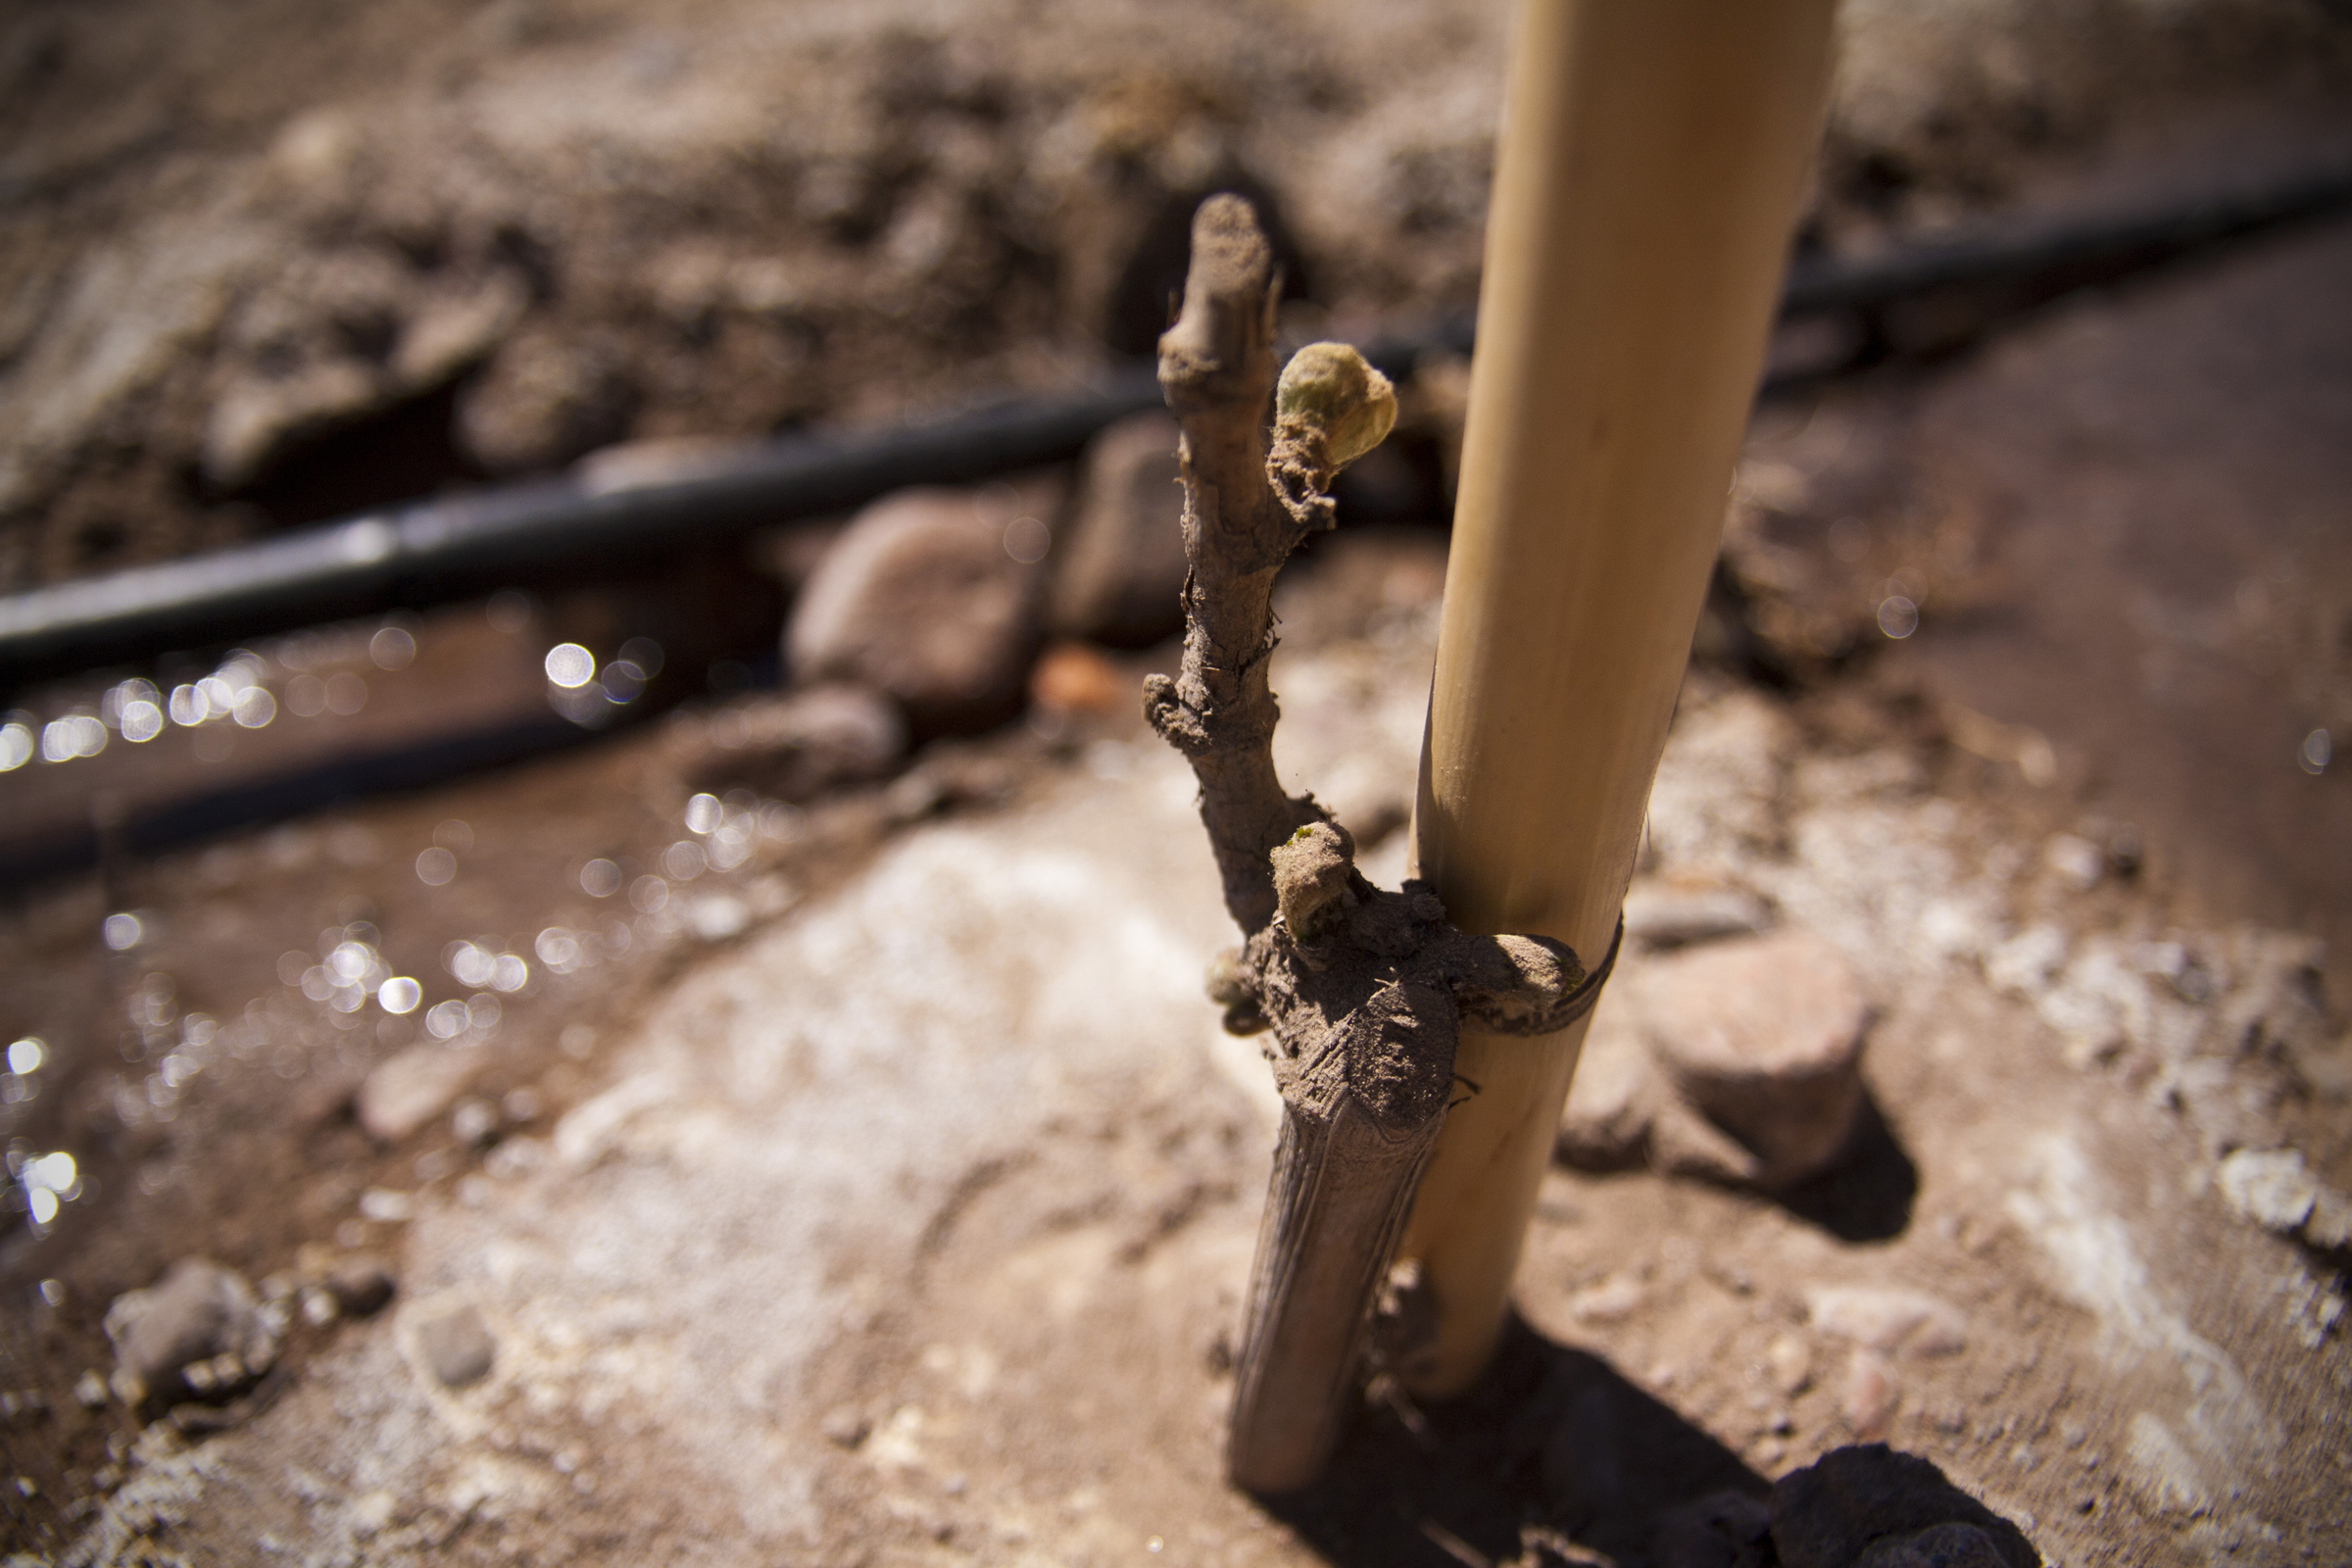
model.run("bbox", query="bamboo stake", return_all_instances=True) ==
[1396,0,1838,1397]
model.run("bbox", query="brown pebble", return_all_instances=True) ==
[416,1304,495,1388]
[357,1046,479,1144]
[1029,641,1127,714]
[1646,930,1869,1189]
[819,1404,870,1448]
[1048,409,1188,649]
[1841,1348,1896,1440]
[326,1258,396,1318]
[787,485,1054,736]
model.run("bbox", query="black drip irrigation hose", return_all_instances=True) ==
[6,714,590,887]
[1777,154,2352,315]
[0,368,1166,686]
[4,152,2351,688]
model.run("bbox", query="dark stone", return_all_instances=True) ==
[1770,1446,2039,1568]
[326,1257,396,1318]
[1855,1522,2015,1568]
[103,1258,271,1401]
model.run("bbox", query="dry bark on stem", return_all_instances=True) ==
[1144,195,1608,1495]
[1144,195,1315,934]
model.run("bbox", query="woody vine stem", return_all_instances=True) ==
[1145,194,1610,1495]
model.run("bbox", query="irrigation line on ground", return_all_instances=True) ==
[3,151,2349,686]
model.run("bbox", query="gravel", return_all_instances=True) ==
[101,1258,276,1403]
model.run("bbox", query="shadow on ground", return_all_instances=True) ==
[1776,1093,1919,1244]
[1264,1315,1766,1567]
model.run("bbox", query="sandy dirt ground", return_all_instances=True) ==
[4,520,2348,1565]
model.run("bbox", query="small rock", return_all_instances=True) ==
[820,1404,871,1448]
[389,271,528,390]
[689,683,906,802]
[1984,925,2068,999]
[1048,410,1188,648]
[787,486,1053,736]
[103,1258,274,1403]
[1840,1348,1897,1440]
[450,1098,499,1147]
[2307,1185,2352,1250]
[1557,1004,1658,1170]
[1567,1273,1646,1324]
[416,1303,496,1388]
[2040,834,2104,893]
[577,435,754,496]
[688,895,751,943]
[2216,1147,2319,1235]
[1646,930,1869,1189]
[326,1258,396,1318]
[358,1188,415,1223]
[882,748,1022,823]
[553,1073,674,1170]
[74,1370,108,1409]
[1028,641,1129,714]
[1770,1444,2040,1568]
[357,1046,479,1144]
[1808,1287,1967,1358]
[1766,1332,1814,1396]
[1624,882,1773,949]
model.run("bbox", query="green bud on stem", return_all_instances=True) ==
[1275,343,1396,471]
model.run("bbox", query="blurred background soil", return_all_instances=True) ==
[2,2,2351,1564]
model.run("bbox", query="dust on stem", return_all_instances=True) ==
[1143,195,1606,1494]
